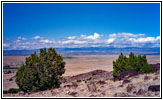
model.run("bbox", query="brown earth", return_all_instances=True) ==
[3,67,160,97]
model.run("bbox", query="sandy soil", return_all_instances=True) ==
[63,55,160,76]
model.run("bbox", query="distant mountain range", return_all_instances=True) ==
[3,47,160,56]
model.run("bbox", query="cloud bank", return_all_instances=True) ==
[3,32,160,50]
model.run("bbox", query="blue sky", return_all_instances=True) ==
[3,3,160,49]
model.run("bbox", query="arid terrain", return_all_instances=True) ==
[3,55,160,97]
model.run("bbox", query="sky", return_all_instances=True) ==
[3,3,160,50]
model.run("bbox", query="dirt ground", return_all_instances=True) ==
[63,55,160,76]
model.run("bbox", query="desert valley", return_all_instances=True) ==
[3,54,160,97]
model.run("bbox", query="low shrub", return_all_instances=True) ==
[77,80,81,82]
[8,88,21,93]
[9,78,13,81]
[92,72,97,76]
[3,88,21,94]
[3,90,8,94]
[15,48,65,93]
[87,77,92,81]
[112,52,152,77]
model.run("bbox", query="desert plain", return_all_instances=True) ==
[3,55,160,90]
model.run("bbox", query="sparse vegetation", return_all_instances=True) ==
[9,78,13,81]
[15,48,65,93]
[4,70,13,74]
[3,67,18,69]
[112,52,152,77]
[92,72,97,76]
[87,77,92,81]
[64,57,76,59]
[77,80,81,82]
[3,88,21,94]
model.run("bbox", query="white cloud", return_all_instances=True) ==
[16,40,21,42]
[3,33,160,50]
[86,32,100,40]
[32,36,43,40]
[16,36,27,42]
[109,33,117,38]
[61,40,88,44]
[106,38,116,44]
[129,36,160,43]
[40,39,55,43]
[18,37,27,40]
[117,32,146,37]
[67,36,76,40]
[3,43,10,47]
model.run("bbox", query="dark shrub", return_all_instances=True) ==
[15,48,65,92]
[77,80,81,82]
[3,90,8,94]
[8,70,11,74]
[112,52,152,77]
[92,72,97,76]
[9,78,13,81]
[87,77,92,81]
[8,88,21,93]
[3,88,21,94]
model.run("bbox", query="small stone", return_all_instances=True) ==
[153,75,159,80]
[117,70,139,80]
[64,82,78,89]
[114,93,128,97]
[66,91,70,94]
[126,84,135,93]
[89,94,96,97]
[110,78,117,82]
[133,91,136,94]
[97,81,106,85]
[122,80,131,85]
[87,82,97,92]
[19,91,25,95]
[68,92,78,97]
[118,85,123,87]
[136,89,145,95]
[148,85,160,92]
[51,90,57,96]
[144,76,151,81]
[101,91,106,96]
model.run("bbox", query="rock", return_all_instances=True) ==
[101,91,106,96]
[122,80,131,85]
[64,82,78,89]
[153,75,159,80]
[68,92,78,97]
[19,91,25,95]
[148,85,160,92]
[133,91,136,94]
[110,78,118,82]
[96,81,106,85]
[89,94,96,97]
[126,84,135,93]
[114,93,128,97]
[118,85,123,87]
[117,70,139,80]
[136,89,145,95]
[66,91,70,94]
[87,82,97,92]
[150,63,160,73]
[51,90,57,96]
[144,76,151,81]
[155,70,160,75]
